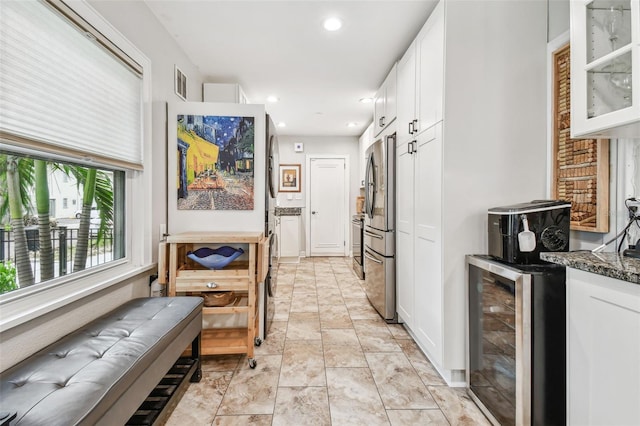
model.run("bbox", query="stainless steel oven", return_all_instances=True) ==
[351,214,364,279]
[466,255,566,426]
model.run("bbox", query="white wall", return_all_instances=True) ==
[89,0,205,260]
[276,135,359,252]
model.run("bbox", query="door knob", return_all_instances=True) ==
[312,211,317,215]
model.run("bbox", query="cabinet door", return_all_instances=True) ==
[570,0,640,138]
[417,1,444,134]
[412,124,443,365]
[384,64,397,125]
[396,44,417,147]
[373,86,386,136]
[279,216,299,257]
[396,141,415,325]
[567,268,640,425]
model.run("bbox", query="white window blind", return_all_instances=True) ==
[0,0,143,168]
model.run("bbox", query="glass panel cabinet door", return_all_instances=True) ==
[571,0,640,138]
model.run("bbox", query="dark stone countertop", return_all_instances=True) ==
[274,207,302,216]
[540,251,640,284]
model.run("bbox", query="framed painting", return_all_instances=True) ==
[279,164,301,192]
[176,114,255,210]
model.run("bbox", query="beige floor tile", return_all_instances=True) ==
[397,340,446,386]
[322,328,360,345]
[165,371,232,425]
[323,344,368,368]
[286,312,321,340]
[274,283,293,299]
[319,304,353,329]
[326,367,390,425]
[387,323,412,340]
[290,292,319,313]
[366,352,438,409]
[386,409,450,425]
[201,354,241,372]
[321,328,367,367]
[256,320,287,355]
[279,339,325,387]
[216,355,282,415]
[353,319,402,353]
[213,414,272,425]
[273,298,291,322]
[345,299,382,320]
[273,387,331,426]
[428,386,491,426]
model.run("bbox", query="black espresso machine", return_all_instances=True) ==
[467,200,571,426]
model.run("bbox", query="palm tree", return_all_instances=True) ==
[3,155,34,287]
[35,159,54,281]
[59,166,113,272]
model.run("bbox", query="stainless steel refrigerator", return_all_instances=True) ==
[261,114,279,341]
[363,132,396,322]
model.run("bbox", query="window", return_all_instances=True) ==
[0,0,152,327]
[0,153,125,293]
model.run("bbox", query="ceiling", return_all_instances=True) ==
[144,1,438,136]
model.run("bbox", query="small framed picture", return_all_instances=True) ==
[279,164,301,192]
[294,142,304,152]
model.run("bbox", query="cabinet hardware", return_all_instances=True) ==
[412,119,418,134]
[381,116,386,127]
[409,121,414,134]
[407,142,413,155]
[206,282,218,288]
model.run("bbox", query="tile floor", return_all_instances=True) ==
[166,257,491,425]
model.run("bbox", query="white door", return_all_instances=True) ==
[309,157,347,256]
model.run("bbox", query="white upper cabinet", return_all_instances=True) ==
[395,4,445,146]
[203,83,248,104]
[396,41,418,147]
[570,0,640,138]
[358,122,374,186]
[373,64,397,137]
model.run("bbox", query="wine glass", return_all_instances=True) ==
[604,5,624,50]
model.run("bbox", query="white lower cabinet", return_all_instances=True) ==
[277,215,300,261]
[567,268,640,425]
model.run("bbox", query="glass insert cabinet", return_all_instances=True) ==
[570,0,640,138]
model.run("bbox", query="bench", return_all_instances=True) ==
[0,297,203,426]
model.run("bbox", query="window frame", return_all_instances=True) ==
[0,0,153,333]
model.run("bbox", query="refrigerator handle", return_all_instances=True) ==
[364,230,383,239]
[364,249,383,264]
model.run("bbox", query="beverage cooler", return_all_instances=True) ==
[466,255,566,426]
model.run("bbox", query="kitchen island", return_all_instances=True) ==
[541,251,640,425]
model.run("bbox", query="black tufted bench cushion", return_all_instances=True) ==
[0,297,203,426]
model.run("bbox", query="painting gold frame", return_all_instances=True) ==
[279,164,301,192]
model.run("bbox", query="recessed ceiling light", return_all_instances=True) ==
[347,122,358,128]
[277,122,286,128]
[323,17,342,31]
[359,97,373,104]
[267,96,279,103]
